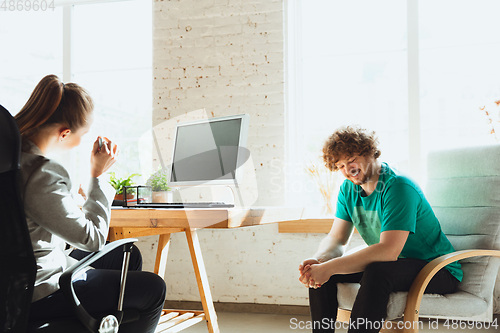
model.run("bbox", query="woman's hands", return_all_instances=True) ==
[90,136,118,178]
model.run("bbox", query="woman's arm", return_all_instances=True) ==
[23,159,115,252]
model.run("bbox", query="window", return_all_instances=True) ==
[0,9,63,112]
[287,0,500,207]
[70,0,152,187]
[1,0,152,195]
[419,0,500,154]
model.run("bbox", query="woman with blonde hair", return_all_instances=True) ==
[17,74,166,332]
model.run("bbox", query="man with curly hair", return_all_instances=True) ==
[298,126,462,333]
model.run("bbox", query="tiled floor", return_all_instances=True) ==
[182,312,500,333]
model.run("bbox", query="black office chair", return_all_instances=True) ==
[0,104,139,333]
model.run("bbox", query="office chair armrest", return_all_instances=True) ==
[59,238,138,333]
[402,249,500,332]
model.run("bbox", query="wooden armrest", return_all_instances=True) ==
[403,249,500,329]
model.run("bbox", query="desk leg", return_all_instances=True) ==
[185,228,220,333]
[154,234,171,281]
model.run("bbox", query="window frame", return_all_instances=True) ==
[284,0,421,209]
[283,0,422,233]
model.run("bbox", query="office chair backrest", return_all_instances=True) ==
[426,145,500,308]
[0,105,37,332]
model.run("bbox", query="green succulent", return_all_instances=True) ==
[147,169,171,192]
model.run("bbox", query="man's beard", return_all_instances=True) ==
[349,163,372,185]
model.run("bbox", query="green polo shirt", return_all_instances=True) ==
[335,162,463,281]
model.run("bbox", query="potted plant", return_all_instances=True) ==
[108,172,141,201]
[146,168,171,203]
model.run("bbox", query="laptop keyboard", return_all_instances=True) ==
[133,202,234,209]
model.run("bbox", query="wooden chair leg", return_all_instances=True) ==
[185,228,219,333]
[337,309,351,323]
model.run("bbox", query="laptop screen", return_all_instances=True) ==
[169,114,249,186]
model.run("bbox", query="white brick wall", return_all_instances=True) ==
[154,0,285,206]
[145,0,330,306]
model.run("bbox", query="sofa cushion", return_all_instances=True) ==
[427,144,500,179]
[337,283,488,320]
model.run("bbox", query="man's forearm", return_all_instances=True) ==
[313,234,344,262]
[324,242,399,275]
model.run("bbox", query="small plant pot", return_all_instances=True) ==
[114,194,136,201]
[152,191,172,203]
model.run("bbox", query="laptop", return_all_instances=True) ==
[132,113,250,209]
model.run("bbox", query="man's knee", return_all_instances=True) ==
[308,278,339,303]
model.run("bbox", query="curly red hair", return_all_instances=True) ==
[322,126,381,171]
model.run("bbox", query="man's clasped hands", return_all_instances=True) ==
[298,258,333,289]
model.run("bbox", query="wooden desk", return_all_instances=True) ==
[109,207,333,333]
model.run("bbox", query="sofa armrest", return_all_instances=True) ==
[59,238,138,333]
[403,249,500,332]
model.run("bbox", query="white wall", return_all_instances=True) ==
[153,0,286,208]
[133,0,329,306]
